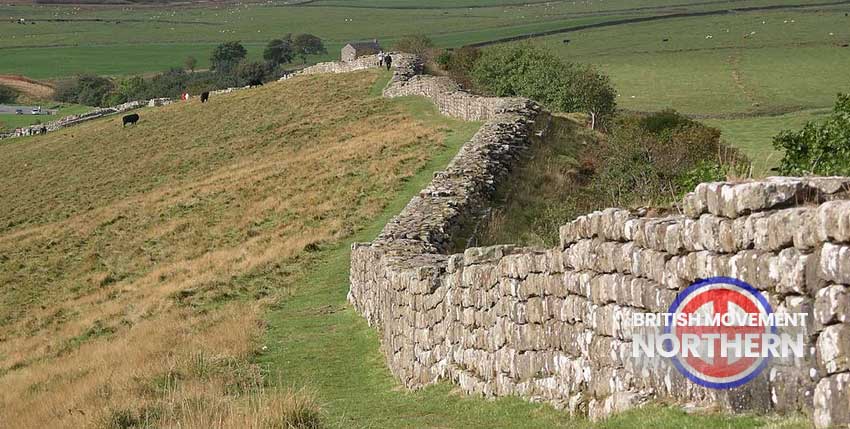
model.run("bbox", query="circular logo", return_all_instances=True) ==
[663,277,775,389]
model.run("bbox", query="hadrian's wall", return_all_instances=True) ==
[309,55,850,427]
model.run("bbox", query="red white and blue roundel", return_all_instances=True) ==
[664,277,775,389]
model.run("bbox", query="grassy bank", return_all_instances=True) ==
[0,69,474,427]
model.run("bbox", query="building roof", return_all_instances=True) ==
[344,40,381,52]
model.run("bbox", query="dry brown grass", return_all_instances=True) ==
[0,75,55,99]
[0,70,450,427]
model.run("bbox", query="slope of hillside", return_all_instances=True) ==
[0,69,480,427]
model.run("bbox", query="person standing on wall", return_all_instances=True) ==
[385,54,392,71]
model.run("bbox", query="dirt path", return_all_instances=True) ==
[0,75,55,99]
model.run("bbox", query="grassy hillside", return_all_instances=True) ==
[0,69,480,427]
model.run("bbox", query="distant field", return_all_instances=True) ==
[0,0,836,78]
[525,4,850,175]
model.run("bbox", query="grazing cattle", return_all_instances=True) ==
[248,79,263,87]
[562,39,571,44]
[200,91,210,103]
[662,38,670,42]
[122,113,140,127]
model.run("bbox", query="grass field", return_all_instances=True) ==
[527,4,850,174]
[0,69,480,427]
[0,0,835,79]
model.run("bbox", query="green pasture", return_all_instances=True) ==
[527,5,850,175]
[534,7,850,115]
[0,0,839,79]
[706,108,830,175]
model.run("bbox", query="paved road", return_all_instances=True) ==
[0,104,54,115]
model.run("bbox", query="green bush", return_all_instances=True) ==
[471,44,616,129]
[55,74,114,107]
[393,34,434,58]
[439,46,480,90]
[773,93,850,176]
[590,110,744,206]
[0,85,17,104]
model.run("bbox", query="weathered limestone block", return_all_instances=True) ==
[464,244,513,265]
[769,365,815,412]
[818,200,850,244]
[820,243,850,284]
[814,373,850,429]
[815,284,850,328]
[817,323,850,375]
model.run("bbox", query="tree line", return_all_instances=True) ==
[55,34,327,108]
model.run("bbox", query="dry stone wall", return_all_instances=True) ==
[310,54,850,426]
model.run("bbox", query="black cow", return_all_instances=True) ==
[201,91,210,103]
[662,38,670,42]
[248,79,263,87]
[122,113,140,127]
[562,39,571,44]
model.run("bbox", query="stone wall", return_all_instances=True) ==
[310,54,850,427]
[351,173,850,426]
[0,100,149,140]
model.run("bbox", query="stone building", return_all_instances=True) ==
[341,40,381,62]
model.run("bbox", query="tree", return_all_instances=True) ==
[393,34,434,57]
[292,34,326,63]
[236,60,269,86]
[263,36,294,65]
[210,41,247,74]
[55,74,114,107]
[570,65,617,130]
[184,56,197,73]
[0,85,16,104]
[774,94,850,176]
[107,75,148,105]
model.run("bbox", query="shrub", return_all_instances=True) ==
[590,111,744,206]
[184,56,198,73]
[393,34,434,58]
[236,60,271,86]
[471,44,616,128]
[773,93,850,176]
[55,74,114,107]
[0,85,17,103]
[439,46,480,90]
